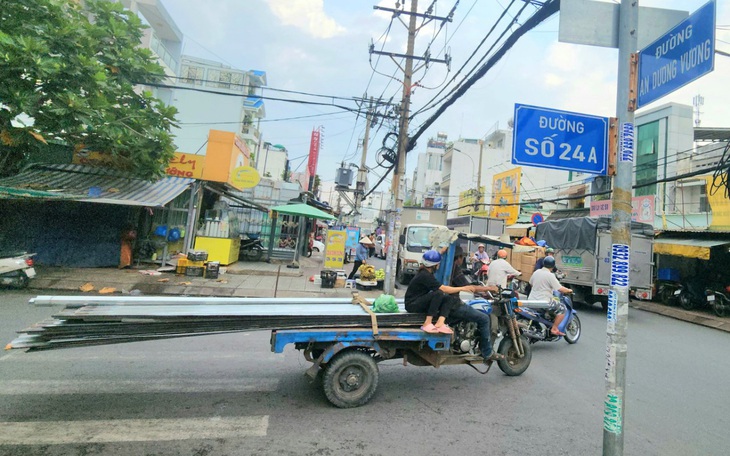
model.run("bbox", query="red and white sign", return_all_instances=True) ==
[589,196,655,223]
[306,128,321,182]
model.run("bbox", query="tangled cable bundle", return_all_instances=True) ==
[710,141,730,199]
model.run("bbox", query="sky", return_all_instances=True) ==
[162,0,730,193]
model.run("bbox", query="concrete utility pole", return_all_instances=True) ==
[372,0,452,295]
[604,1,638,454]
[353,98,373,226]
[474,140,485,211]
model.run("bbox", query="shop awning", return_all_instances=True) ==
[654,238,730,260]
[207,183,268,213]
[0,164,193,207]
[271,203,336,220]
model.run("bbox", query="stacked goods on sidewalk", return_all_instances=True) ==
[8,296,417,351]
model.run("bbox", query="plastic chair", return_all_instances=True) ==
[345,279,356,289]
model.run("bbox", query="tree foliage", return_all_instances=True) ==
[0,0,177,179]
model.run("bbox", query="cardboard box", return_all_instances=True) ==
[335,278,346,288]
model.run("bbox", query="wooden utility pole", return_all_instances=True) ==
[372,0,452,295]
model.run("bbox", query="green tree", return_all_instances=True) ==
[0,0,177,179]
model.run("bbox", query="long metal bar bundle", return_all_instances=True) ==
[30,296,405,307]
[9,295,420,351]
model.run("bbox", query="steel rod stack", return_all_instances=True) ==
[8,296,419,351]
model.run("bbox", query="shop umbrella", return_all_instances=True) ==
[270,203,336,220]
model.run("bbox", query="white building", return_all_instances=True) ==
[256,143,288,181]
[173,55,266,157]
[411,133,447,206]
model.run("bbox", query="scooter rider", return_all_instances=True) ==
[472,244,490,275]
[449,247,505,363]
[528,255,572,336]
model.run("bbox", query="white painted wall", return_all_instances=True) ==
[171,90,243,154]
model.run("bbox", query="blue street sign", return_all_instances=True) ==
[637,0,715,108]
[531,212,544,226]
[512,104,610,175]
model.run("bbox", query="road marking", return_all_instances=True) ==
[0,378,279,395]
[0,416,269,444]
[0,351,20,362]
[1,351,284,362]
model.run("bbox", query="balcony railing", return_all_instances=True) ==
[241,125,261,140]
[150,33,178,72]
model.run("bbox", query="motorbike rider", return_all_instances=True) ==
[528,256,572,336]
[486,249,521,289]
[534,247,556,271]
[447,247,505,363]
[472,244,490,275]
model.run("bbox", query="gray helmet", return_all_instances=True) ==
[543,256,556,268]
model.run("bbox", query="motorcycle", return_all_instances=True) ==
[513,291,581,344]
[677,277,708,311]
[657,280,683,306]
[0,252,36,289]
[239,234,264,262]
[705,285,730,318]
[451,288,533,375]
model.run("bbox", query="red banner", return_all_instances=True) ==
[307,129,321,177]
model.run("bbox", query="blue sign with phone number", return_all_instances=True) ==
[512,104,609,175]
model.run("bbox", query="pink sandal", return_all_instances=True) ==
[421,323,439,333]
[435,325,454,335]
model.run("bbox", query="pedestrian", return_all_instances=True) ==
[348,236,373,280]
[368,233,376,258]
[119,223,137,269]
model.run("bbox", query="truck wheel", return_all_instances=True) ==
[497,336,531,376]
[396,261,406,284]
[322,350,379,408]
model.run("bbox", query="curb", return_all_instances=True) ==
[630,300,730,333]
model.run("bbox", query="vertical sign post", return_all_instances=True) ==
[604,1,637,455]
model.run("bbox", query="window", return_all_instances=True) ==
[635,120,660,196]
[207,69,244,90]
[699,185,710,212]
[180,64,204,85]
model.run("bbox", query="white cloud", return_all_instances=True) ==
[266,0,345,39]
[544,73,564,87]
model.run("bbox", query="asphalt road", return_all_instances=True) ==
[1,290,729,456]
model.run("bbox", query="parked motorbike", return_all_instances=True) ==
[657,280,683,306]
[513,291,581,344]
[0,252,36,289]
[705,285,730,318]
[677,277,708,311]
[451,288,532,375]
[239,234,264,262]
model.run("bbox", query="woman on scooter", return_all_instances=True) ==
[405,249,479,334]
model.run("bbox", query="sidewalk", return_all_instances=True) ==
[28,254,406,300]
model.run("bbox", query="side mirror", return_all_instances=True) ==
[399,234,405,245]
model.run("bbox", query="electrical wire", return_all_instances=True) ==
[411,0,519,118]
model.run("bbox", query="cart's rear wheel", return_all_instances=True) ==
[497,336,532,376]
[322,350,379,408]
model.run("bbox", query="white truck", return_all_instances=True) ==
[395,208,448,284]
[535,216,654,310]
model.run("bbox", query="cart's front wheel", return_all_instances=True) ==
[322,350,379,408]
[497,336,532,376]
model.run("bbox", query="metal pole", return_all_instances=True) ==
[384,0,418,295]
[604,1,638,454]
